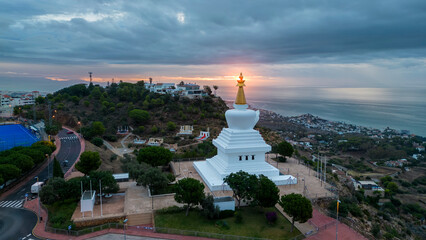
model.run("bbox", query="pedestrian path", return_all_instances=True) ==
[0,199,24,208]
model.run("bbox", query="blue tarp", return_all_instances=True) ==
[0,124,40,151]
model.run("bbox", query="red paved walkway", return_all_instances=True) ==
[306,209,367,240]
[24,198,216,240]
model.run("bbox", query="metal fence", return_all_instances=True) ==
[154,226,306,240]
[172,157,206,162]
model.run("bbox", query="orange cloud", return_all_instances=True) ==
[45,77,70,81]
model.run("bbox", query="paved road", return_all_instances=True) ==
[0,129,82,239]
[0,208,38,240]
[56,130,81,173]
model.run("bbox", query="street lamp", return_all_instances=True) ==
[336,199,341,240]
[123,218,128,240]
[78,121,82,137]
[35,176,41,221]
[46,154,50,179]
[302,178,306,197]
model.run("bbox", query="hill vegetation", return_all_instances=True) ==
[34,81,228,146]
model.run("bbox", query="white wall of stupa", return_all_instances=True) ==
[193,73,297,191]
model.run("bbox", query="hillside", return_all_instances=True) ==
[34,81,228,144]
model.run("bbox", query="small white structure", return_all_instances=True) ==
[80,190,96,217]
[178,125,193,135]
[147,138,163,146]
[194,73,297,191]
[195,128,210,141]
[113,173,129,182]
[214,196,235,211]
[133,138,146,144]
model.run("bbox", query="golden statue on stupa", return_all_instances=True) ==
[235,72,247,105]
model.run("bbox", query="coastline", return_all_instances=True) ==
[224,100,425,138]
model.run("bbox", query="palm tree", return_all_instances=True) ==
[213,85,218,96]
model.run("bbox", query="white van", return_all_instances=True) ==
[31,182,44,194]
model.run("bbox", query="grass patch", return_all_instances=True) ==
[155,207,302,240]
[46,198,78,229]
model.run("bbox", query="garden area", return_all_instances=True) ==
[155,206,302,240]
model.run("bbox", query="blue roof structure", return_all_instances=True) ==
[0,124,40,151]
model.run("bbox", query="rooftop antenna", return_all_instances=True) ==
[88,72,93,83]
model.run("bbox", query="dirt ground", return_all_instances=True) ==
[85,141,124,173]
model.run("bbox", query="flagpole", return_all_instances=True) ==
[336,199,340,240]
[99,180,103,217]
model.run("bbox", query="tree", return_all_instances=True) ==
[254,175,280,208]
[201,194,220,219]
[53,157,64,178]
[386,182,399,196]
[279,193,313,232]
[91,121,105,136]
[89,171,119,194]
[174,178,205,216]
[129,109,150,124]
[137,146,173,167]
[0,164,21,184]
[137,167,169,195]
[203,86,212,95]
[32,141,56,153]
[19,148,45,164]
[75,151,101,175]
[213,85,218,96]
[167,121,176,131]
[277,141,294,160]
[39,185,57,205]
[223,171,258,208]
[1,153,34,172]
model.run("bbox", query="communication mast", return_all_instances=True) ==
[88,72,93,83]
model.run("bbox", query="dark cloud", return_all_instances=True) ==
[1,0,426,65]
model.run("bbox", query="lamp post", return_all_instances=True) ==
[302,178,306,197]
[77,121,82,137]
[123,218,128,240]
[35,176,41,221]
[336,199,341,240]
[46,154,50,179]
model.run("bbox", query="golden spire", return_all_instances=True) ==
[235,72,247,105]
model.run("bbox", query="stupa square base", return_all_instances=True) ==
[194,160,297,192]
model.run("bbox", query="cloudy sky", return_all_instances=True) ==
[1,0,426,92]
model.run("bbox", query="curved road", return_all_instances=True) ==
[0,129,82,239]
[0,208,38,240]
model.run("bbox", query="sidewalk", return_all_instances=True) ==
[306,209,368,240]
[24,198,216,240]
[0,135,60,201]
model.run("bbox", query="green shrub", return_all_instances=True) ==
[234,211,243,223]
[103,135,117,142]
[157,206,184,214]
[91,137,103,147]
[219,210,235,219]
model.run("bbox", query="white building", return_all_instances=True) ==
[194,73,296,191]
[149,83,175,94]
[148,81,207,99]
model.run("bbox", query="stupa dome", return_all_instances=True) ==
[225,73,259,130]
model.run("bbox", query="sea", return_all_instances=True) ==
[217,86,426,137]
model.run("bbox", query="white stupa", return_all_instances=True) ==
[194,73,297,191]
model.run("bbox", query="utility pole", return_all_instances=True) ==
[324,156,327,184]
[48,101,52,126]
[88,72,93,83]
[33,104,36,121]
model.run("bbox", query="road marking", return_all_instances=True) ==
[0,201,11,207]
[0,200,24,208]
